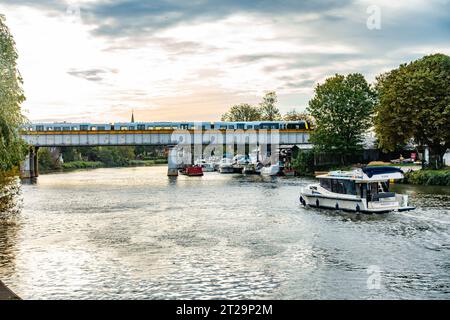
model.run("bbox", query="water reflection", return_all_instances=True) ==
[0,177,22,283]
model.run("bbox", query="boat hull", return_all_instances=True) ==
[219,166,235,174]
[180,166,204,176]
[299,192,415,214]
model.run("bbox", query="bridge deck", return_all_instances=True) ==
[21,129,310,147]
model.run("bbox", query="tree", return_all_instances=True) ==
[283,109,314,125]
[374,54,450,169]
[307,73,376,164]
[259,91,281,121]
[221,103,261,121]
[0,15,27,173]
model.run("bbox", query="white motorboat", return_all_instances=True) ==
[194,158,215,172]
[260,163,280,176]
[218,158,234,173]
[299,166,415,213]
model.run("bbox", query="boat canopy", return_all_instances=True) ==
[362,166,403,178]
[317,166,404,182]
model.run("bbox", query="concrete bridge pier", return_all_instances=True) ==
[20,146,39,179]
[167,146,179,176]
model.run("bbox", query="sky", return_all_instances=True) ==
[1,0,449,123]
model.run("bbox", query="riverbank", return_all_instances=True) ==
[403,168,450,186]
[0,281,20,300]
[40,159,168,174]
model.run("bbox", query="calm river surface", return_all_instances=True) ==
[1,166,449,299]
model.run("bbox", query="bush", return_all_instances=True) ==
[292,151,315,176]
[403,169,450,186]
[62,161,104,170]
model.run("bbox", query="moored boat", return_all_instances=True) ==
[260,163,280,176]
[179,165,204,176]
[299,166,415,213]
[194,159,215,172]
[218,158,234,173]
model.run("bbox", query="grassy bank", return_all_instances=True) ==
[40,159,168,173]
[129,159,168,166]
[403,169,450,186]
[62,161,104,170]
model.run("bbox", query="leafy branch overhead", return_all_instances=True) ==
[0,14,27,173]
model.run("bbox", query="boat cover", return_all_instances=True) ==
[362,166,403,178]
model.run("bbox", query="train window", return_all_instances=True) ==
[180,124,189,130]
[228,125,234,129]
[120,126,128,130]
[91,126,97,131]
[254,125,259,130]
[63,127,70,131]
[137,125,145,130]
[128,126,135,130]
[110,125,115,130]
[220,125,227,129]
[80,125,88,131]
[247,125,253,129]
[71,127,78,131]
[54,127,61,131]
[98,126,105,131]
[36,125,44,131]
[237,123,245,130]
[47,127,53,131]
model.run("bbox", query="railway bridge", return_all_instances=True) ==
[20,121,312,177]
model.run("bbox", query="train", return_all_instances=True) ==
[23,120,311,132]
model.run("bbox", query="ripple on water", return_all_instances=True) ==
[0,167,449,299]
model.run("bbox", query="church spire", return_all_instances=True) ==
[131,110,135,123]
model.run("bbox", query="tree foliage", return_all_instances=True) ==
[0,15,27,172]
[307,73,376,163]
[374,54,450,168]
[221,103,261,121]
[220,92,282,122]
[283,109,314,125]
[259,91,281,121]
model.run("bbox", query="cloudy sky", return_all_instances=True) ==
[1,0,449,122]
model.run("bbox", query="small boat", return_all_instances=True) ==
[179,165,203,176]
[218,158,234,174]
[194,159,215,172]
[299,166,415,213]
[260,163,280,176]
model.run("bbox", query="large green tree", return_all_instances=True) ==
[307,73,376,163]
[0,15,26,173]
[374,54,450,169]
[221,103,261,121]
[259,91,281,121]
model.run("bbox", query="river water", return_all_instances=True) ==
[0,166,449,299]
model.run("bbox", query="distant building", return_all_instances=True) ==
[131,110,135,123]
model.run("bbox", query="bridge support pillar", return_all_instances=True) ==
[167,146,179,176]
[20,146,39,179]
